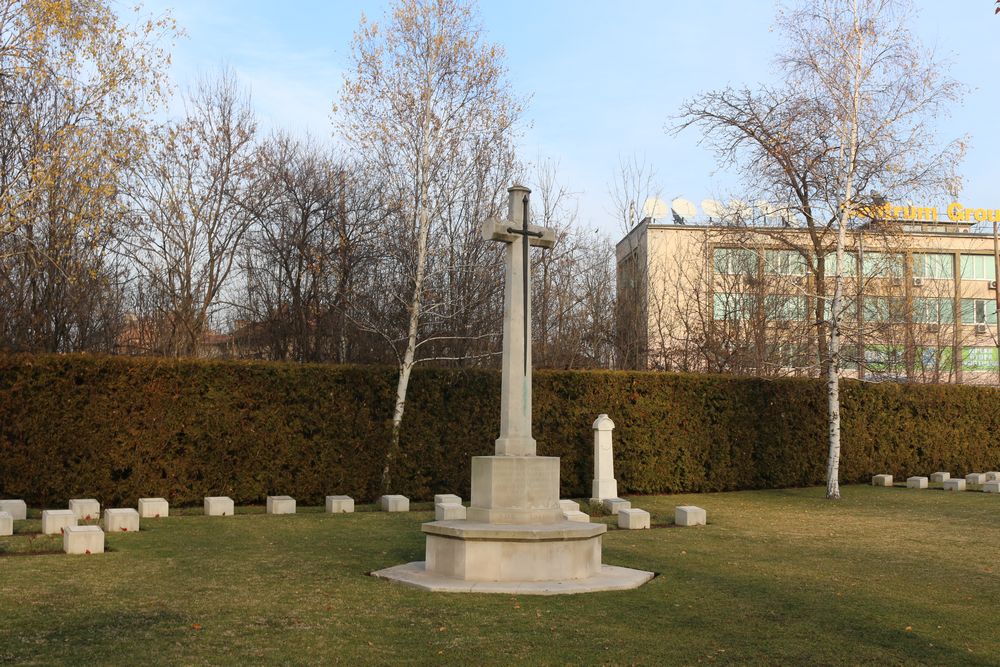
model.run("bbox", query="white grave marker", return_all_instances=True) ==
[590,414,618,504]
[0,499,27,521]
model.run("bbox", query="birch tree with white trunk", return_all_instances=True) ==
[676,0,964,499]
[337,0,522,492]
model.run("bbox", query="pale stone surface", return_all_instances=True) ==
[558,499,580,513]
[372,562,654,595]
[0,499,27,521]
[907,476,929,489]
[104,508,140,533]
[563,510,590,523]
[435,502,467,521]
[41,509,77,535]
[871,474,893,487]
[966,473,986,485]
[675,505,707,526]
[380,495,409,512]
[983,481,1000,493]
[618,508,650,530]
[930,472,950,483]
[434,494,462,505]
[204,496,234,516]
[423,521,605,582]
[590,414,618,504]
[69,498,100,521]
[375,186,652,596]
[266,496,296,514]
[325,496,354,513]
[63,525,104,555]
[985,471,1000,481]
[138,498,169,518]
[603,498,631,515]
[467,455,562,524]
[0,511,11,536]
[482,185,555,457]
[943,479,966,491]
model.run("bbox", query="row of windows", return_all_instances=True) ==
[714,249,997,281]
[713,293,998,324]
[864,346,999,373]
[761,344,999,372]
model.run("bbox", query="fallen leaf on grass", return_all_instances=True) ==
[192,624,202,631]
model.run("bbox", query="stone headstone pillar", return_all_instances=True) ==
[590,414,618,503]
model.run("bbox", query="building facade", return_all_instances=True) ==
[616,211,1000,385]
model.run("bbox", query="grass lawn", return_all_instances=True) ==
[2,485,998,666]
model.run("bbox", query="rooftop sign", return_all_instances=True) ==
[850,202,1000,224]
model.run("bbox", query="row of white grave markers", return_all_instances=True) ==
[0,493,417,552]
[873,471,1000,493]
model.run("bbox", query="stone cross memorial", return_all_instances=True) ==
[374,185,652,594]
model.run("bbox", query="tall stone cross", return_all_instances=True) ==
[482,184,555,457]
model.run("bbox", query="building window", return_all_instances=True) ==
[765,342,810,368]
[713,293,755,321]
[714,248,757,276]
[861,252,904,278]
[764,295,807,321]
[863,296,905,323]
[864,345,905,378]
[962,347,999,371]
[912,297,955,324]
[764,249,807,276]
[915,346,954,372]
[960,254,996,281]
[823,295,858,321]
[912,253,954,279]
[960,299,998,325]
[823,251,857,277]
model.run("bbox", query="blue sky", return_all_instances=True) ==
[141,1,1000,237]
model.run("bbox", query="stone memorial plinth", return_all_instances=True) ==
[907,476,928,489]
[42,510,77,535]
[603,498,631,515]
[675,506,707,526]
[434,494,462,505]
[618,508,650,530]
[374,185,652,595]
[435,503,466,521]
[325,496,354,513]
[563,510,590,523]
[104,508,140,532]
[0,511,12,536]
[983,481,1000,493]
[69,499,100,521]
[966,473,986,485]
[380,495,409,512]
[943,479,966,492]
[930,472,950,483]
[138,498,169,518]
[204,496,234,516]
[63,525,104,555]
[985,471,1000,481]
[266,496,296,514]
[0,499,27,521]
[872,474,892,487]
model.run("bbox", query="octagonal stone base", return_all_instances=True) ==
[424,520,605,581]
[372,561,654,595]
[372,519,654,594]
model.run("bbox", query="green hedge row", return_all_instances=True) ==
[1,354,998,507]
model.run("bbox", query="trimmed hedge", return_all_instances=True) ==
[1,354,998,507]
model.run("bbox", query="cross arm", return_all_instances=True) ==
[481,218,557,249]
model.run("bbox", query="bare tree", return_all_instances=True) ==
[122,70,260,357]
[675,0,964,498]
[337,0,523,491]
